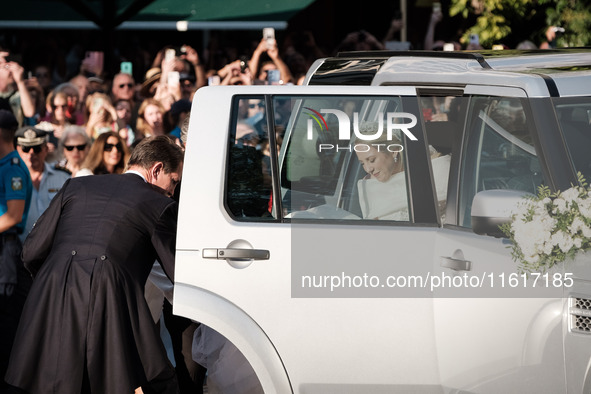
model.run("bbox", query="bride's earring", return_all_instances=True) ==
[394,154,398,163]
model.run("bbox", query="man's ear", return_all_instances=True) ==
[151,161,164,178]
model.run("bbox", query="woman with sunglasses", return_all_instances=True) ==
[76,131,129,177]
[54,125,91,177]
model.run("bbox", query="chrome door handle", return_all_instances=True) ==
[440,249,471,271]
[202,239,269,269]
[202,248,270,260]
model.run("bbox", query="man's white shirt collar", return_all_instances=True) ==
[125,170,147,183]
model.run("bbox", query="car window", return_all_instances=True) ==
[458,96,545,228]
[554,96,591,181]
[418,93,463,223]
[225,95,443,223]
[281,95,414,221]
[225,96,276,220]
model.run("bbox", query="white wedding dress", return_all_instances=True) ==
[358,155,451,220]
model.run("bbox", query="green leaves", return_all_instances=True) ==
[449,0,591,48]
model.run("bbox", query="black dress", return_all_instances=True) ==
[5,173,179,394]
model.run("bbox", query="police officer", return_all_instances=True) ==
[0,109,32,390]
[14,125,70,242]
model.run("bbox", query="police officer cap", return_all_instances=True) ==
[0,109,17,130]
[15,126,48,147]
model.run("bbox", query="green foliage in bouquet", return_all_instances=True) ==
[501,173,591,274]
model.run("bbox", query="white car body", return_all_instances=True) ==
[175,49,591,393]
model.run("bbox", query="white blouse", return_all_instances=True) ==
[358,155,451,220]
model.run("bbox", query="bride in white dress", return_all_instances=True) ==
[356,133,449,221]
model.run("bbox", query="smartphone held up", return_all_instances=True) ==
[120,62,132,75]
[167,71,180,87]
[165,48,176,62]
[208,75,221,86]
[263,27,275,49]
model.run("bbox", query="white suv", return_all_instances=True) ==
[176,49,591,393]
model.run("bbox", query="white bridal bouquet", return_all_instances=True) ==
[501,173,591,274]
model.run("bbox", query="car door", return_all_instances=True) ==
[428,86,566,393]
[176,85,450,392]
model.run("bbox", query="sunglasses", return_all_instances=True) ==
[118,83,134,89]
[104,142,123,152]
[21,145,43,154]
[64,144,87,151]
[53,104,68,109]
[248,103,264,109]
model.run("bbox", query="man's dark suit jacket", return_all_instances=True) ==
[5,173,178,394]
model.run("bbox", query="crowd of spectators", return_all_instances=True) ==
[0,30,330,158]
[0,15,562,158]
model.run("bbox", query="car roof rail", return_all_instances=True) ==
[335,48,591,70]
[335,50,492,69]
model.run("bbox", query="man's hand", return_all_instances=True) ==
[180,45,200,66]
[267,40,280,60]
[430,8,443,25]
[0,53,36,117]
[0,52,25,83]
[254,38,269,56]
[6,61,25,84]
[219,60,252,85]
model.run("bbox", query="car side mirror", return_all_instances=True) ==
[471,190,533,238]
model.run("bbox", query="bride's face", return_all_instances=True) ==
[356,147,400,183]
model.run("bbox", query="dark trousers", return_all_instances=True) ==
[162,300,206,394]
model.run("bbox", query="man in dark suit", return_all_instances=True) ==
[5,135,184,394]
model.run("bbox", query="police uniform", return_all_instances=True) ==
[20,162,70,242]
[13,126,69,242]
[0,134,33,384]
[0,150,32,293]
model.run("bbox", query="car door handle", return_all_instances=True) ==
[202,248,270,261]
[201,239,269,269]
[440,249,472,271]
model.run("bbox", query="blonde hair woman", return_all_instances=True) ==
[135,98,165,140]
